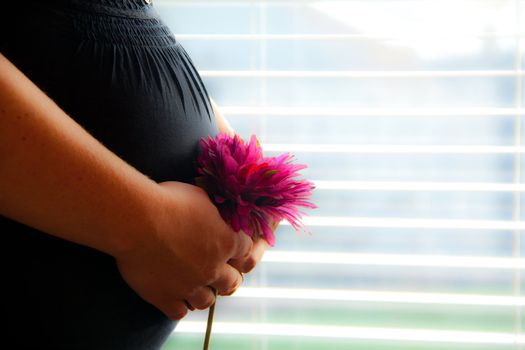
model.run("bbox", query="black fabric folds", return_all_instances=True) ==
[1,1,218,348]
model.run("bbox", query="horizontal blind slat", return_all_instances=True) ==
[263,144,525,154]
[234,287,525,306]
[291,217,525,230]
[219,106,525,116]
[313,181,525,192]
[199,70,525,78]
[262,251,525,269]
[174,322,525,344]
[175,33,525,40]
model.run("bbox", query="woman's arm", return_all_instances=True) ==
[0,53,157,256]
[0,54,252,319]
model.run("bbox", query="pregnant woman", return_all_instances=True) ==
[0,0,268,348]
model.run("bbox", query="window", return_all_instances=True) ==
[156,1,524,349]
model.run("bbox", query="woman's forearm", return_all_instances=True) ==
[0,53,161,257]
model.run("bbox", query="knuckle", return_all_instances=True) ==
[217,273,240,296]
[187,287,216,310]
[202,266,220,284]
[222,280,241,296]
[242,256,257,272]
[227,258,242,272]
[194,295,215,310]
[166,305,188,320]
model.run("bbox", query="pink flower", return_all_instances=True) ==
[196,133,316,246]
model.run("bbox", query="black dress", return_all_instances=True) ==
[0,0,218,348]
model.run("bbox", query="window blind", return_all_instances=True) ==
[156,0,524,349]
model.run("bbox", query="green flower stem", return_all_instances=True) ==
[203,288,217,350]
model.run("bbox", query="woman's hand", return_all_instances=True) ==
[115,181,253,320]
[228,238,269,275]
[209,96,274,290]
[226,220,278,295]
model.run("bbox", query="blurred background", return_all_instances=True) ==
[155,0,524,349]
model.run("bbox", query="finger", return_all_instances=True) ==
[229,238,268,273]
[221,272,243,296]
[164,300,189,320]
[230,230,253,259]
[210,263,243,296]
[186,286,217,310]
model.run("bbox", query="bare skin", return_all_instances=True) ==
[0,53,267,320]
[210,98,271,274]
